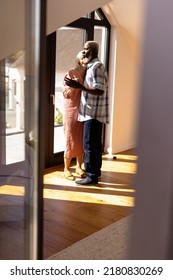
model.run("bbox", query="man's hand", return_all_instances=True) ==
[64,77,84,90]
[64,77,104,96]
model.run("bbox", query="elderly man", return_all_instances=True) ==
[65,41,109,185]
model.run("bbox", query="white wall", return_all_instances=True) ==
[131,0,173,259]
[0,0,24,60]
[46,0,112,35]
[108,27,140,153]
[103,2,144,154]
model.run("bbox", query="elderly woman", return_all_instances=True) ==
[63,52,86,180]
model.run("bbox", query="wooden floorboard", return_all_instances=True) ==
[0,149,137,259]
[43,149,137,259]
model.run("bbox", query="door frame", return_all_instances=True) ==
[45,8,110,168]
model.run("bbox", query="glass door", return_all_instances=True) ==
[0,51,26,260]
[0,0,46,259]
[54,27,85,154]
[46,27,85,166]
[45,9,110,167]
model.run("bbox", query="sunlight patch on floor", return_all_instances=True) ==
[101,161,136,174]
[0,185,24,196]
[103,154,138,161]
[102,153,137,174]
[43,188,134,207]
[44,174,135,192]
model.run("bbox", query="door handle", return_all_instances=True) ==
[50,94,55,105]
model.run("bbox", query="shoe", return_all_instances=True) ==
[75,168,86,178]
[64,170,74,181]
[75,176,98,185]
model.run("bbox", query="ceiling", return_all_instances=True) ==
[103,0,146,44]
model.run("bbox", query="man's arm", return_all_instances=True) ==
[64,77,104,96]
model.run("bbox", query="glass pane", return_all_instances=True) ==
[94,11,101,20]
[5,51,25,164]
[82,13,91,18]
[94,26,107,65]
[0,52,26,260]
[54,28,84,154]
[0,0,43,260]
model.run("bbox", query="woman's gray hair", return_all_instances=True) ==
[75,51,83,65]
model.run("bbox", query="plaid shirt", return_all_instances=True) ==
[78,58,109,124]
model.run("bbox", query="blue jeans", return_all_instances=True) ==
[83,119,102,180]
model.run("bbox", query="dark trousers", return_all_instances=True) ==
[83,119,102,180]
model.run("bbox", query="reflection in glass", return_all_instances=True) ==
[5,50,25,164]
[0,50,25,260]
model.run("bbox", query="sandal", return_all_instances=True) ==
[75,168,86,178]
[64,170,75,181]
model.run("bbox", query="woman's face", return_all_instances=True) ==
[79,57,87,67]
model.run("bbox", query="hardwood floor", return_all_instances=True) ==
[43,149,137,259]
[0,149,137,259]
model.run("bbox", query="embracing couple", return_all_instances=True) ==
[63,41,109,185]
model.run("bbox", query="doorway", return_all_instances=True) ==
[45,9,111,168]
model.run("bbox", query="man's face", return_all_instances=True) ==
[82,43,93,64]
